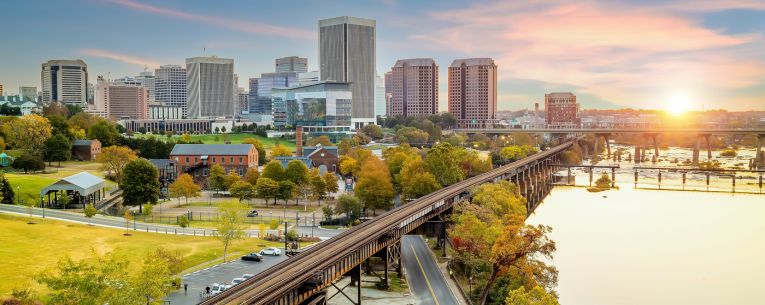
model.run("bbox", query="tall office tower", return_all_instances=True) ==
[135,71,155,101]
[448,58,497,128]
[248,78,259,114]
[0,84,3,96]
[384,71,393,115]
[94,77,148,120]
[276,56,308,73]
[87,83,94,104]
[186,56,236,118]
[238,92,249,114]
[113,76,142,86]
[388,58,439,117]
[298,71,320,86]
[374,74,386,119]
[19,86,37,101]
[252,72,298,114]
[319,16,376,129]
[544,92,580,128]
[154,65,187,117]
[41,59,88,105]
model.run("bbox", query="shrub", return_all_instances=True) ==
[178,215,189,228]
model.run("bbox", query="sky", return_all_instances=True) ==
[1,0,765,111]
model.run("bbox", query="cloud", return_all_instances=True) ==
[412,1,765,110]
[78,48,162,69]
[104,0,313,39]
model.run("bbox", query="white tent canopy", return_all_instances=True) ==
[40,172,106,197]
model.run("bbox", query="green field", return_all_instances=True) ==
[135,133,296,152]
[0,213,281,296]
[4,161,117,204]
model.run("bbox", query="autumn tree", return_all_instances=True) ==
[242,137,267,165]
[472,181,527,217]
[270,144,292,158]
[120,159,160,214]
[229,181,255,202]
[505,286,559,305]
[208,164,226,192]
[361,124,383,140]
[83,204,97,225]
[425,142,465,186]
[398,156,441,200]
[309,169,327,203]
[223,171,241,191]
[43,133,72,167]
[460,150,493,178]
[277,180,296,205]
[243,167,259,185]
[307,135,333,146]
[285,159,309,185]
[395,126,430,144]
[97,146,138,182]
[216,200,248,262]
[336,193,363,220]
[168,173,201,205]
[323,172,339,194]
[355,157,394,213]
[262,160,286,181]
[383,145,420,191]
[255,177,279,205]
[338,156,359,177]
[2,114,52,154]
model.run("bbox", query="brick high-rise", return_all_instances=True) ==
[388,58,438,117]
[544,92,580,128]
[448,58,497,128]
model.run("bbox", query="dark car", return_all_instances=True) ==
[247,210,259,217]
[241,252,263,262]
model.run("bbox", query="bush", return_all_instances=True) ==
[12,154,45,173]
[720,148,737,157]
[178,215,189,228]
[269,219,280,230]
[319,215,353,226]
[286,228,299,241]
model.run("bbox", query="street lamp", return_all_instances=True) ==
[41,198,45,218]
[16,186,19,205]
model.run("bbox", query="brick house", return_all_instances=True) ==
[169,144,258,187]
[304,145,339,173]
[71,139,102,161]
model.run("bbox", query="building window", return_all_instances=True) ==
[212,157,216,162]
[185,157,189,163]
[230,157,234,163]
[239,156,243,163]
[203,168,209,176]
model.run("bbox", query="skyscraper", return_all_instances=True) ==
[0,84,3,96]
[251,72,298,114]
[448,58,497,128]
[19,86,37,102]
[388,58,438,117]
[374,74,386,119]
[94,77,148,120]
[544,92,580,128]
[186,56,236,118]
[276,56,308,73]
[155,65,187,117]
[41,59,88,105]
[135,71,155,101]
[319,16,376,129]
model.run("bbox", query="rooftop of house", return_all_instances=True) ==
[170,144,254,156]
[302,144,338,158]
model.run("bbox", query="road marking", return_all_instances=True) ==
[410,244,441,305]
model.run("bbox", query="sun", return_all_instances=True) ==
[667,94,691,115]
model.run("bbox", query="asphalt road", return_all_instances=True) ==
[402,235,460,305]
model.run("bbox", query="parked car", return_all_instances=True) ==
[231,277,246,285]
[241,252,263,262]
[247,209,259,217]
[242,273,254,280]
[210,283,230,295]
[260,247,282,256]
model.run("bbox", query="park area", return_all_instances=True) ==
[0,213,282,296]
[5,161,117,204]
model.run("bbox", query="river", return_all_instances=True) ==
[527,157,765,304]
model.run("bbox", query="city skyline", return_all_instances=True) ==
[1,0,765,111]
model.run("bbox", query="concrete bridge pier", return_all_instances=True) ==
[634,145,641,163]
[693,136,701,165]
[756,134,765,168]
[611,167,616,187]
[704,134,712,160]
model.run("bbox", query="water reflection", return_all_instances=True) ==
[527,186,765,305]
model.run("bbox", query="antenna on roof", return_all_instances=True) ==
[203,47,206,56]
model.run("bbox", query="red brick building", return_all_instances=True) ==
[545,92,581,128]
[71,139,101,161]
[169,144,258,186]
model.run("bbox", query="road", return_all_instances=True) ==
[401,235,460,305]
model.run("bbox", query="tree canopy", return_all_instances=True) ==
[120,159,160,213]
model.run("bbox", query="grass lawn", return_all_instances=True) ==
[4,161,117,203]
[0,213,282,296]
[134,133,296,152]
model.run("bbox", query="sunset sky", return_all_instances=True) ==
[2,0,764,111]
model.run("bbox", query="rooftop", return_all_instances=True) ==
[170,144,253,156]
[450,58,496,67]
[394,58,436,67]
[40,172,105,196]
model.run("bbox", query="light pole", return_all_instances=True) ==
[16,186,20,205]
[41,198,45,218]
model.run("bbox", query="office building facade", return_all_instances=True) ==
[276,56,308,73]
[271,82,352,128]
[19,86,37,102]
[319,16,376,129]
[135,71,155,101]
[388,58,438,117]
[186,57,236,118]
[448,58,497,128]
[94,78,148,120]
[41,59,88,105]
[249,72,298,114]
[298,71,320,86]
[374,74,386,118]
[544,92,581,128]
[155,65,187,117]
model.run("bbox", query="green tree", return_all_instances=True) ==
[223,171,241,191]
[87,120,119,147]
[285,159,309,185]
[361,124,383,140]
[208,164,226,192]
[473,181,527,218]
[12,154,46,173]
[168,173,201,205]
[0,172,15,205]
[178,215,189,228]
[323,172,339,194]
[395,126,429,144]
[83,203,97,225]
[43,133,72,167]
[277,180,296,204]
[255,177,279,205]
[425,142,465,186]
[336,193,363,220]
[460,150,492,178]
[321,205,335,221]
[355,158,394,213]
[262,160,286,181]
[398,156,441,200]
[216,201,248,262]
[120,159,160,214]
[505,286,559,305]
[229,181,255,202]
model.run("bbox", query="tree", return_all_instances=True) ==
[96,146,138,182]
[262,160,286,181]
[12,154,45,173]
[336,193,363,220]
[271,144,292,158]
[124,210,133,235]
[323,172,339,194]
[338,156,359,177]
[505,286,559,305]
[277,180,296,204]
[2,114,52,153]
[243,167,260,185]
[43,134,72,167]
[473,181,527,218]
[309,169,327,203]
[83,204,97,225]
[143,203,154,216]
[120,159,160,214]
[322,205,335,221]
[425,142,465,186]
[398,156,441,200]
[223,171,241,191]
[87,120,119,147]
[42,101,69,118]
[307,135,333,146]
[168,173,201,205]
[255,177,279,205]
[208,164,226,192]
[285,159,309,185]
[242,138,267,165]
[67,112,98,132]
[0,172,15,205]
[355,158,395,213]
[229,181,255,202]
[178,215,190,228]
[216,201,248,262]
[395,126,429,144]
[361,124,383,140]
[383,145,419,190]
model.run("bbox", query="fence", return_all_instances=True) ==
[129,211,337,226]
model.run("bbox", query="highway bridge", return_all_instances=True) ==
[201,139,574,305]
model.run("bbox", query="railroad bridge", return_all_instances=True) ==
[201,140,575,305]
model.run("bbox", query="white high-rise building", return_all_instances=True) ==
[155,65,187,117]
[41,59,88,105]
[319,16,376,129]
[298,71,320,86]
[374,74,386,119]
[135,71,155,101]
[276,56,308,73]
[186,56,236,118]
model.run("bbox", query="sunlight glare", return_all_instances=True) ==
[667,94,691,115]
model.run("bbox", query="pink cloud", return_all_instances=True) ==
[104,0,313,39]
[78,48,162,69]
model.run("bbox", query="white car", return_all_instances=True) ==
[260,247,282,256]
[242,273,255,280]
[231,277,246,285]
[210,283,228,295]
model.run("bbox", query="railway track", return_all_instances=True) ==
[201,140,574,305]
